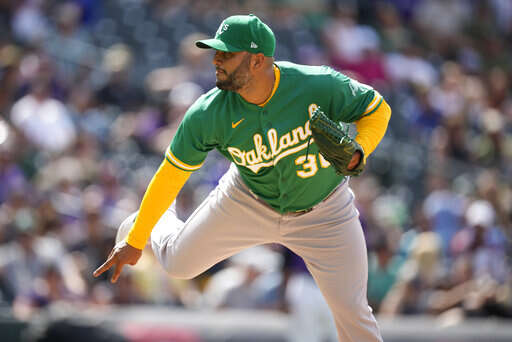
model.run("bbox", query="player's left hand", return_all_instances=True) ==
[93,240,142,283]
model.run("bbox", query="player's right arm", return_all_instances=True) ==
[93,159,192,282]
[126,159,192,249]
[93,93,218,283]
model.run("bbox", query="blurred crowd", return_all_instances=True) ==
[0,0,511,337]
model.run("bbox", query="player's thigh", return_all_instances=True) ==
[166,177,279,278]
[281,186,369,313]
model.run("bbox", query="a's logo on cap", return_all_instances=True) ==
[250,42,258,48]
[216,23,229,36]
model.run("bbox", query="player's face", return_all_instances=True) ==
[212,51,252,91]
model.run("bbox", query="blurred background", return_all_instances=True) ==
[0,0,511,341]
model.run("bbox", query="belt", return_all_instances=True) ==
[247,181,345,216]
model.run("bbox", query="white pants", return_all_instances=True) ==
[286,273,339,342]
[138,165,382,341]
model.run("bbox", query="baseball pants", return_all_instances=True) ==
[129,164,383,341]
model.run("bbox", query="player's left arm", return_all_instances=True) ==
[353,95,392,163]
[326,70,391,168]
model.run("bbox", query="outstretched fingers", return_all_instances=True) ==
[111,263,125,283]
[93,252,117,278]
[93,242,142,283]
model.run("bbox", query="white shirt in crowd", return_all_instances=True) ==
[11,94,76,153]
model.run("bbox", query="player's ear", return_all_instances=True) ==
[250,53,266,71]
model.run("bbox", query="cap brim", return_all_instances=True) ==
[195,38,243,52]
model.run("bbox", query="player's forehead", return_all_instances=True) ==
[214,49,245,55]
[214,50,248,59]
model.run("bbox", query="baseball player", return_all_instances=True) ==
[94,14,391,342]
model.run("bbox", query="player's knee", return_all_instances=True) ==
[163,264,198,280]
[335,293,369,317]
[160,255,200,280]
[116,211,139,244]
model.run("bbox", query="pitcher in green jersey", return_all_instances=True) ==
[94,14,391,342]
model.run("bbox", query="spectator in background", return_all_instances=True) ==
[0,45,23,113]
[67,85,113,143]
[384,44,437,89]
[145,32,215,99]
[323,4,380,67]
[380,230,444,316]
[375,2,412,53]
[367,238,402,312]
[451,200,508,284]
[44,2,95,86]
[422,174,466,255]
[203,246,283,310]
[96,44,145,111]
[408,86,443,144]
[0,223,66,317]
[323,3,389,88]
[413,0,470,55]
[428,62,466,120]
[425,200,511,318]
[16,52,67,101]
[0,125,27,204]
[11,0,50,45]
[10,77,76,153]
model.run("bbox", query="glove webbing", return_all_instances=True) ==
[310,109,352,146]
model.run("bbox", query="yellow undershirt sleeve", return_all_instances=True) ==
[355,99,392,162]
[125,160,192,249]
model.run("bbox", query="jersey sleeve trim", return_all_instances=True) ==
[165,148,203,172]
[362,91,383,116]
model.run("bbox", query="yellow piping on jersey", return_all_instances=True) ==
[363,91,383,116]
[259,64,280,107]
[166,148,203,171]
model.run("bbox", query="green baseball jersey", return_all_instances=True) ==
[166,61,383,213]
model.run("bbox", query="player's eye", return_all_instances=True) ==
[215,51,226,61]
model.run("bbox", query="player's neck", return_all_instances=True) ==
[237,65,275,106]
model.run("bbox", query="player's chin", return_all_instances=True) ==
[216,80,229,90]
[216,80,239,91]
[215,73,228,84]
[214,76,224,86]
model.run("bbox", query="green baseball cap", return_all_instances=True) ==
[196,14,276,57]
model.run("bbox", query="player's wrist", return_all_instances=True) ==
[125,235,146,250]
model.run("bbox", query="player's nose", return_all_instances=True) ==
[212,51,222,67]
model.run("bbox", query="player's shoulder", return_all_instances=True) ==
[185,87,228,119]
[276,61,353,92]
[276,61,340,78]
[189,87,222,111]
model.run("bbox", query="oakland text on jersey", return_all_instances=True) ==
[228,116,314,173]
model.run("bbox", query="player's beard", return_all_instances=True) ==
[216,54,252,92]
